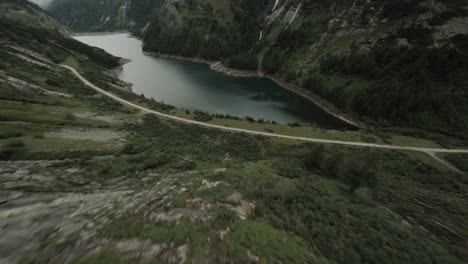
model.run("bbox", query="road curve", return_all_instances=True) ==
[61,65,468,155]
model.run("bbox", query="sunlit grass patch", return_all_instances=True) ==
[223,220,319,264]
[99,218,208,244]
[64,55,80,69]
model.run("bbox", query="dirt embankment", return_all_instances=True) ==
[143,52,218,65]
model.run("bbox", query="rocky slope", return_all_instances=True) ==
[2,1,468,263]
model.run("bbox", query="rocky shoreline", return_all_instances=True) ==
[143,52,217,65]
[75,32,359,129]
[264,75,360,129]
[214,63,360,129]
[70,31,130,37]
[106,58,133,92]
[147,52,360,129]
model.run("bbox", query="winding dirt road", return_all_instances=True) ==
[61,65,468,158]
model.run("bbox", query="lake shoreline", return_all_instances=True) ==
[146,51,360,129]
[70,31,131,37]
[74,32,358,128]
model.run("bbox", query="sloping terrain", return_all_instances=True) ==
[1,1,468,263]
[45,0,468,138]
[46,0,164,32]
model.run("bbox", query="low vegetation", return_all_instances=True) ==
[1,1,467,263]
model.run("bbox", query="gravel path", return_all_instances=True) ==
[61,65,468,157]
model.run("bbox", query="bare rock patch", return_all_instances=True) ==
[46,128,125,142]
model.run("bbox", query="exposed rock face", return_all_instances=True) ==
[0,160,226,263]
[434,17,468,40]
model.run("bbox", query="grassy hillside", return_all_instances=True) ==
[1,1,468,263]
[2,0,64,30]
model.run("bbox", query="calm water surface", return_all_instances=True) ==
[74,33,340,127]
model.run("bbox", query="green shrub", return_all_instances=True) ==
[0,148,16,159]
[194,111,213,122]
[64,113,76,121]
[99,165,112,175]
[275,158,306,178]
[142,153,173,170]
[45,79,60,87]
[175,159,197,170]
[227,53,258,71]
[0,131,22,139]
[6,140,25,148]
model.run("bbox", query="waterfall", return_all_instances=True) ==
[288,2,302,26]
[257,53,265,77]
[272,0,280,11]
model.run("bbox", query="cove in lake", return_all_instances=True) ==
[74,33,345,128]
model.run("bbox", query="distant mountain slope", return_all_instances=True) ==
[45,0,468,137]
[0,0,123,105]
[27,0,53,8]
[47,0,164,32]
[4,0,65,31]
[2,1,468,263]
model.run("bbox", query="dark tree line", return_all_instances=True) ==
[319,25,468,135]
